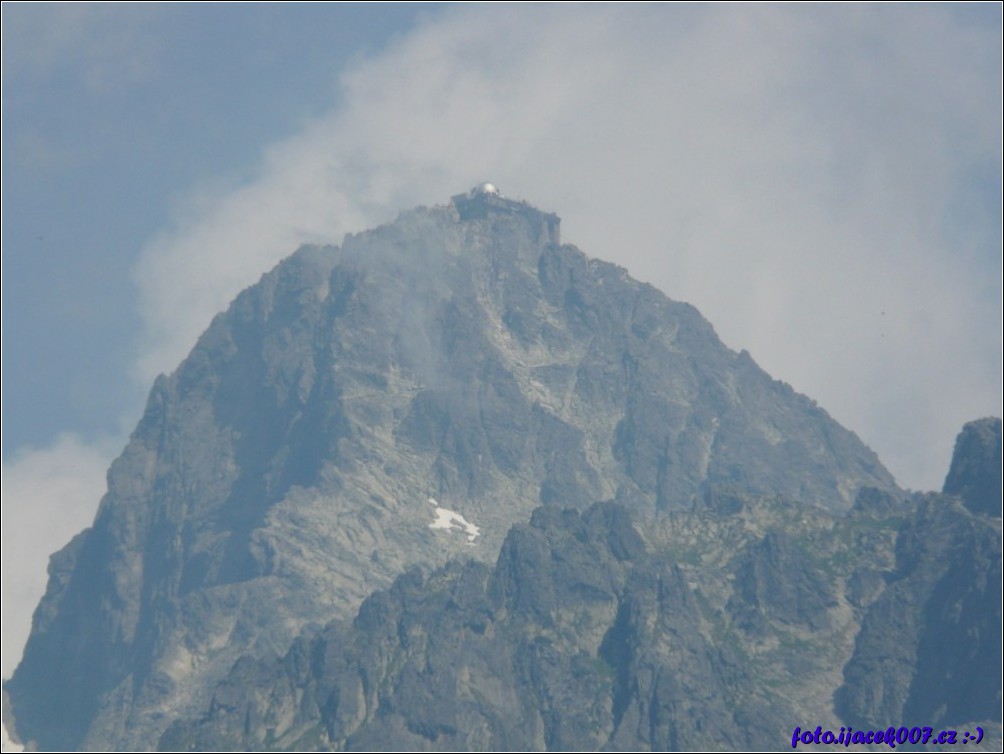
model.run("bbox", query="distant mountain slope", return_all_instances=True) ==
[6,190,897,750]
[160,502,788,751]
[160,420,1001,751]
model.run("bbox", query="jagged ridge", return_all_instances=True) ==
[160,418,1001,751]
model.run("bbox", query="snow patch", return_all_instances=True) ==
[427,498,480,544]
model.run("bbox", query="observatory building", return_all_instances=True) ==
[451,183,561,246]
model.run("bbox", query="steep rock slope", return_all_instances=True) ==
[162,420,1001,752]
[837,419,1002,731]
[159,502,787,751]
[943,417,1003,517]
[6,193,895,750]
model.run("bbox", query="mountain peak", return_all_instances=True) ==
[6,194,898,749]
[450,183,561,245]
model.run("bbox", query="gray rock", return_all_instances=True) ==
[165,422,1000,751]
[159,503,786,751]
[903,513,1001,725]
[728,529,837,634]
[837,427,1003,730]
[943,417,1003,517]
[5,193,902,750]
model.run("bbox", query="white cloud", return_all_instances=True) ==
[1,434,118,679]
[132,4,999,491]
[2,719,24,752]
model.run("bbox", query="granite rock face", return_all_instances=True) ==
[837,418,1003,731]
[158,503,788,751]
[727,529,837,635]
[159,425,1002,751]
[5,191,942,751]
[943,417,1003,517]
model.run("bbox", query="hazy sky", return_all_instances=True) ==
[2,3,1001,678]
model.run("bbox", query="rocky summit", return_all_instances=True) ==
[5,188,998,751]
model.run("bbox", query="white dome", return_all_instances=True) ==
[472,181,500,196]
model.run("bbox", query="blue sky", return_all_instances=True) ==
[2,3,1001,678]
[3,3,437,449]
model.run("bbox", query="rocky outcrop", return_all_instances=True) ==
[943,417,1003,517]
[728,529,837,635]
[163,419,1004,752]
[159,503,787,751]
[837,421,1003,731]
